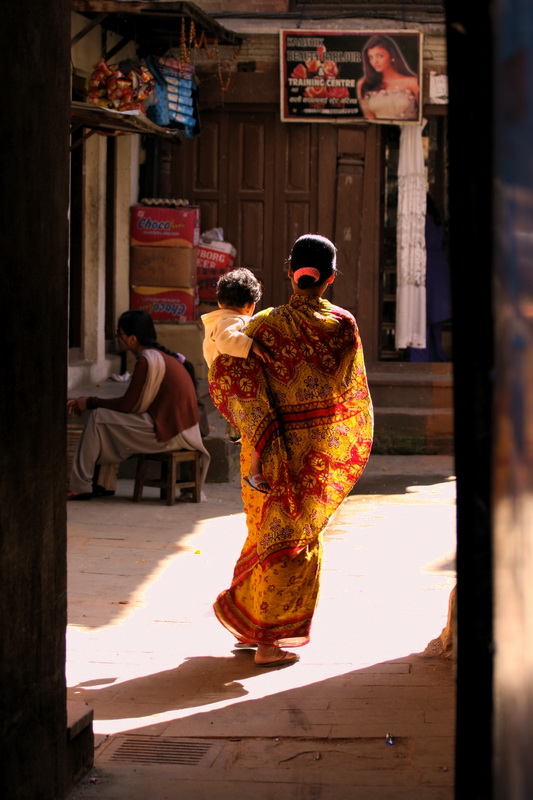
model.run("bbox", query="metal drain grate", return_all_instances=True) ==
[104,736,222,767]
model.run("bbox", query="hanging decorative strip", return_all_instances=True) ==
[395,124,427,350]
[184,18,241,92]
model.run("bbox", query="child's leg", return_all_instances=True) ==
[250,450,262,476]
[245,450,270,493]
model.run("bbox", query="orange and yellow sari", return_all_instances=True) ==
[210,294,373,647]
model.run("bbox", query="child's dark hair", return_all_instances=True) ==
[216,268,262,308]
[118,309,181,360]
[289,234,337,289]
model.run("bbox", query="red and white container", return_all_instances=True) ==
[130,204,200,248]
[197,240,237,300]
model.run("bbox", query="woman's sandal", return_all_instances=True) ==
[255,650,300,668]
[92,484,115,497]
[244,472,270,494]
[67,485,115,501]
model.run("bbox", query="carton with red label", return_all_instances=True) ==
[197,240,237,300]
[131,204,200,247]
[130,286,197,322]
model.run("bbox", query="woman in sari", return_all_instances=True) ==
[210,234,373,667]
[67,309,210,499]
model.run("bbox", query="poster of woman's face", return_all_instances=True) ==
[280,30,423,125]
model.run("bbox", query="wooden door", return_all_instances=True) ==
[168,106,379,350]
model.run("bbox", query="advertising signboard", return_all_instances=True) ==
[280,30,423,124]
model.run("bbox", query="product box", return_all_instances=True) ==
[130,204,200,248]
[197,240,237,301]
[130,286,197,322]
[130,246,198,288]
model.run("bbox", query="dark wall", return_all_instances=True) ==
[0,3,71,797]
[444,1,494,799]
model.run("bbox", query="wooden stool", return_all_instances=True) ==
[133,450,202,505]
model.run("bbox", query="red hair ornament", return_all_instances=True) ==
[293,267,321,283]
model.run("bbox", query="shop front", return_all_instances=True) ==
[162,25,451,453]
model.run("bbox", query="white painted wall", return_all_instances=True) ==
[69,13,143,390]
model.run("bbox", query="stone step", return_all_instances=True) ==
[373,407,454,455]
[66,701,94,792]
[67,377,454,476]
[368,370,454,410]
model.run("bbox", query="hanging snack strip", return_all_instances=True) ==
[145,56,198,136]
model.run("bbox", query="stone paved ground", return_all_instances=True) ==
[67,455,456,800]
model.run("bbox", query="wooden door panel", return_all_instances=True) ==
[197,200,220,234]
[284,125,313,192]
[169,114,228,235]
[270,121,322,307]
[357,124,381,364]
[239,201,267,273]
[227,113,275,308]
[194,121,220,191]
[331,154,365,313]
[284,202,311,249]
[240,122,266,190]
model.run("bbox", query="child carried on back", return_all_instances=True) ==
[201,268,272,493]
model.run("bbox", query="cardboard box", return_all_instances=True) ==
[197,241,237,300]
[130,246,198,288]
[130,204,200,247]
[130,286,197,322]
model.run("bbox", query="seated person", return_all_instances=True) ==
[67,309,210,500]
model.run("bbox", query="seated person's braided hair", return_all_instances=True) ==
[118,309,197,386]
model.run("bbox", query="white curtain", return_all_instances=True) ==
[395,124,427,350]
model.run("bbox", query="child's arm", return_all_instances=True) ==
[251,340,272,363]
[215,318,272,362]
